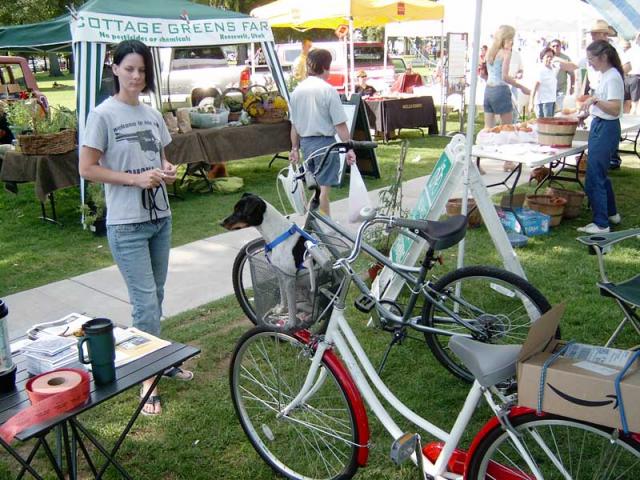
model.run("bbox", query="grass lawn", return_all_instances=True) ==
[2,72,640,477]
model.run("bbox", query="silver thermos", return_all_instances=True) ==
[0,300,17,392]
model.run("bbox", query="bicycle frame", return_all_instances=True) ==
[304,208,499,339]
[282,271,543,479]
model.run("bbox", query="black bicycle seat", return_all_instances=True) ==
[392,215,468,251]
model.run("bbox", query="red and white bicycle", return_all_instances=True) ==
[229,211,640,479]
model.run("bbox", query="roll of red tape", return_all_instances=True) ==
[0,368,90,444]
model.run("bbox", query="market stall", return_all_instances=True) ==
[0,0,289,217]
[251,0,444,92]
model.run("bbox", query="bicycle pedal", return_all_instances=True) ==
[390,432,418,465]
[354,294,375,313]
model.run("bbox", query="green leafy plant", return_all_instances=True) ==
[79,182,107,232]
[6,102,77,134]
[364,141,410,279]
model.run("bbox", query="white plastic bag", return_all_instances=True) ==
[278,164,306,215]
[348,164,371,223]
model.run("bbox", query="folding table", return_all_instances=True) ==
[0,341,199,479]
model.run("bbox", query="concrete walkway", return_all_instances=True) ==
[4,160,529,338]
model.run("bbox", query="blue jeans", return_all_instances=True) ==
[300,136,341,186]
[586,117,619,228]
[536,102,555,118]
[107,217,172,336]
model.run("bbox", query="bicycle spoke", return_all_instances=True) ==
[231,330,358,480]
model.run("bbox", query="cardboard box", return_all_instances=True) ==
[517,304,640,432]
[498,208,550,236]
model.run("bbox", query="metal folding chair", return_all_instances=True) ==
[577,228,640,349]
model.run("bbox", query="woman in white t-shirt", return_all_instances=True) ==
[79,40,191,416]
[530,47,576,118]
[577,40,624,234]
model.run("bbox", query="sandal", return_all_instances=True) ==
[163,366,194,381]
[141,394,162,416]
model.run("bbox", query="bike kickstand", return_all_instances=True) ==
[377,329,407,375]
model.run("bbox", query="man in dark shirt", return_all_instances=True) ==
[354,70,377,97]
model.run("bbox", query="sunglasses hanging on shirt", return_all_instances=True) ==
[141,185,169,222]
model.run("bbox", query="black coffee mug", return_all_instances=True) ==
[78,318,116,385]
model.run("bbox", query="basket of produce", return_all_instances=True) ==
[18,129,76,155]
[545,187,585,219]
[222,88,245,122]
[525,194,567,227]
[536,117,578,147]
[243,84,288,124]
[446,198,483,228]
[7,103,77,155]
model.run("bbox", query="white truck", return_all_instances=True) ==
[157,46,272,109]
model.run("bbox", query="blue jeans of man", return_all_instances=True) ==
[586,117,619,228]
[107,216,172,336]
[536,102,555,118]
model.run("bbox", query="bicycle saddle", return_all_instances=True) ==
[391,215,468,251]
[449,336,521,388]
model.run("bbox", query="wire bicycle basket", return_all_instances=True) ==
[247,237,347,332]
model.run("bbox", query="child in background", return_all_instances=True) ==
[530,47,577,118]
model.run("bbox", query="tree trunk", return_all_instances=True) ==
[47,53,62,77]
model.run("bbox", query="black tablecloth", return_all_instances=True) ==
[365,96,438,140]
[168,121,292,165]
[0,150,79,202]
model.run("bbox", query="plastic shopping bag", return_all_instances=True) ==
[348,164,371,223]
[278,164,307,215]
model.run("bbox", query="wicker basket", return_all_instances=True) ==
[255,109,287,123]
[222,87,245,122]
[537,118,578,147]
[17,129,76,155]
[525,194,567,227]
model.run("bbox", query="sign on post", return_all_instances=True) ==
[373,135,525,303]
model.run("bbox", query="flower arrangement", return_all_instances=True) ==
[242,88,288,123]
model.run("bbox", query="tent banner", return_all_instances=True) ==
[70,13,273,46]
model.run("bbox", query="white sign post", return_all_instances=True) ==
[373,134,525,303]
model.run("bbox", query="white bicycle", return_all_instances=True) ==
[229,209,640,479]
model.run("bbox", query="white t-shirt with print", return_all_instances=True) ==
[83,97,173,225]
[590,67,624,120]
[535,65,559,104]
[289,76,347,138]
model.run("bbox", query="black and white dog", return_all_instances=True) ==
[222,193,315,329]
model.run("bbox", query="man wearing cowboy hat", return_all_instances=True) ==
[581,19,617,94]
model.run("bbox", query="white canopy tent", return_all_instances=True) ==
[67,0,286,213]
[386,0,602,62]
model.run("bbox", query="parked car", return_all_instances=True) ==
[276,41,406,92]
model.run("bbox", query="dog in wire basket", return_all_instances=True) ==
[222,193,332,331]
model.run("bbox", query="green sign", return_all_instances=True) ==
[391,151,453,263]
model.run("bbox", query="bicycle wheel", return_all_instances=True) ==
[466,412,640,479]
[232,238,265,324]
[421,266,551,382]
[230,327,360,480]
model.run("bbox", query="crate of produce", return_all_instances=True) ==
[498,207,550,236]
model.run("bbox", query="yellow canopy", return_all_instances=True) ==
[251,0,444,30]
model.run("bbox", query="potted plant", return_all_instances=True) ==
[364,141,409,281]
[80,183,107,236]
[6,103,77,154]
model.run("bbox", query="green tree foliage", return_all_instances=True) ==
[0,0,72,26]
